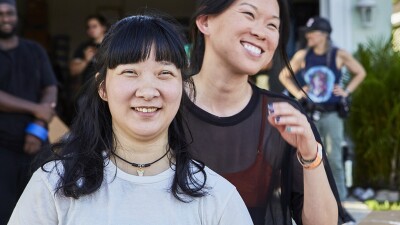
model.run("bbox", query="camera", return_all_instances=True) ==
[299,97,322,122]
[312,110,321,121]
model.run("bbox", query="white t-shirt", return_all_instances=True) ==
[8,160,253,225]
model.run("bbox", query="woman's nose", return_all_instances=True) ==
[251,23,267,40]
[135,86,160,101]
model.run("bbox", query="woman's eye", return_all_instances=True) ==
[243,12,255,19]
[122,70,137,76]
[159,70,174,77]
[268,23,279,30]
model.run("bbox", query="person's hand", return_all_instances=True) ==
[267,102,317,159]
[333,85,349,97]
[23,134,42,155]
[33,102,56,123]
[84,46,96,62]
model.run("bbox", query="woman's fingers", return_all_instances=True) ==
[267,101,317,156]
[268,102,311,138]
[268,102,301,115]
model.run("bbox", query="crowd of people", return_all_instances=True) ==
[0,0,367,224]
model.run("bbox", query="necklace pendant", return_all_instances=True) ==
[137,167,144,176]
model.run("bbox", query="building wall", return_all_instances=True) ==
[350,0,392,52]
[321,0,392,53]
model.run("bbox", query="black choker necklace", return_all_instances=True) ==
[112,149,170,176]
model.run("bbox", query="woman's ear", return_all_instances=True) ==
[196,15,210,35]
[96,73,108,101]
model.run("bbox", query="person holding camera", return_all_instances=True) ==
[279,17,366,207]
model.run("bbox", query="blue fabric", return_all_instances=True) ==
[25,123,48,141]
[301,47,343,104]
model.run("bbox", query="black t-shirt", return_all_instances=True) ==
[183,83,346,225]
[0,38,57,152]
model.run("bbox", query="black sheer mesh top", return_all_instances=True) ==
[183,82,346,225]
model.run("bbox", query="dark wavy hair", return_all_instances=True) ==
[189,0,294,78]
[86,14,109,30]
[44,14,207,202]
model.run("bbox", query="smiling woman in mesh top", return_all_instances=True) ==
[183,0,351,224]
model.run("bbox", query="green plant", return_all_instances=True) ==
[349,38,400,189]
[365,200,400,211]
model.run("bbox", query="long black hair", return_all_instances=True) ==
[189,0,294,78]
[44,13,207,202]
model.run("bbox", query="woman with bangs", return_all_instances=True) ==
[184,0,350,224]
[8,14,252,225]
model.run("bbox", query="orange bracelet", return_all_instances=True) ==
[297,143,323,170]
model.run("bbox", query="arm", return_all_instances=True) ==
[24,44,59,154]
[29,85,57,126]
[0,90,55,122]
[39,85,58,112]
[69,46,96,76]
[268,102,338,225]
[302,155,338,225]
[334,49,366,97]
[24,85,58,155]
[279,50,307,100]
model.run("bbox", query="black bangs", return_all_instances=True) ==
[101,15,187,70]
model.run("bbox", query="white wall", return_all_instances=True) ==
[320,0,353,52]
[350,0,392,52]
[320,0,392,53]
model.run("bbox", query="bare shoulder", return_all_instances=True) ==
[290,49,308,69]
[336,48,353,60]
[292,49,308,61]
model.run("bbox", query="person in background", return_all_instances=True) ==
[279,16,366,223]
[0,0,57,224]
[8,14,252,225]
[69,14,108,86]
[185,0,348,224]
[66,14,108,124]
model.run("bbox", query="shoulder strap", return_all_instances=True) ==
[257,95,268,153]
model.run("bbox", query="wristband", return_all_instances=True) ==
[25,123,48,141]
[297,143,323,170]
[300,149,318,164]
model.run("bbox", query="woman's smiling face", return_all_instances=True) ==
[201,0,280,75]
[99,48,182,142]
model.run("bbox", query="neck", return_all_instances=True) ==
[191,63,253,117]
[112,135,171,176]
[313,40,329,55]
[0,36,18,50]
